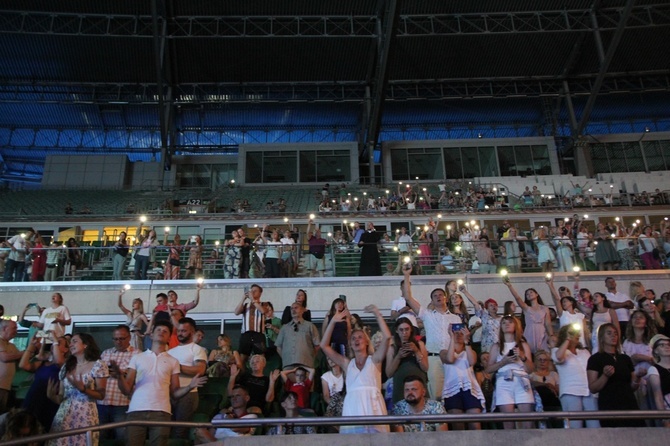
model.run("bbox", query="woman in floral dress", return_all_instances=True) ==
[223,231,242,279]
[184,235,204,279]
[47,333,108,446]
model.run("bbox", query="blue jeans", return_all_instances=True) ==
[559,394,600,428]
[112,253,127,280]
[134,255,149,280]
[3,259,25,282]
[97,404,129,440]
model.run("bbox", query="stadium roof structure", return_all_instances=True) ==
[0,0,669,183]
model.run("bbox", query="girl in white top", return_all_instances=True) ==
[589,292,619,353]
[321,357,344,405]
[485,315,534,430]
[623,310,656,411]
[551,325,599,428]
[440,325,485,430]
[547,277,589,347]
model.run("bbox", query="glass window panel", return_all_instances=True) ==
[461,147,479,178]
[443,147,463,179]
[608,143,627,172]
[660,140,670,169]
[316,152,350,182]
[478,147,499,177]
[590,143,610,174]
[245,152,263,183]
[642,141,665,171]
[263,152,296,183]
[391,149,410,180]
[531,145,551,175]
[408,149,444,180]
[514,146,533,176]
[622,141,645,172]
[497,146,515,176]
[300,151,317,182]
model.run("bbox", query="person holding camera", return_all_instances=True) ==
[385,317,428,409]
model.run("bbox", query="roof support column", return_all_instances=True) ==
[360,0,399,185]
[151,0,174,188]
[572,0,635,176]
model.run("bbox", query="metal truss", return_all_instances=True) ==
[397,4,670,36]
[1,4,668,37]
[1,72,668,105]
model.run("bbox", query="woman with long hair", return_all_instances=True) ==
[223,230,242,279]
[281,289,312,324]
[321,297,351,357]
[117,290,149,351]
[590,292,620,353]
[529,350,561,411]
[321,304,391,434]
[31,233,47,281]
[505,282,553,354]
[485,315,534,429]
[133,229,157,280]
[385,317,428,408]
[163,233,183,280]
[448,290,469,325]
[46,333,108,446]
[587,323,644,427]
[552,325,599,428]
[534,227,556,272]
[206,334,241,378]
[623,310,657,412]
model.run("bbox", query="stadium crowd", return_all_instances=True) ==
[1,269,670,445]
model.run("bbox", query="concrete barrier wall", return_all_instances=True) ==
[223,427,668,446]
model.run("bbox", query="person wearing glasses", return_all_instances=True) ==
[97,325,138,441]
[276,302,321,371]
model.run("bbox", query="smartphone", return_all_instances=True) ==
[339,294,347,302]
[451,323,464,332]
[507,349,515,357]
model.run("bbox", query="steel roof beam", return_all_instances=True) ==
[1,71,668,104]
[1,4,669,37]
[361,0,399,180]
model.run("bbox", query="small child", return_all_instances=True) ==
[280,366,315,409]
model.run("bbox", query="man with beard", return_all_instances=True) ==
[391,376,448,432]
[168,317,207,438]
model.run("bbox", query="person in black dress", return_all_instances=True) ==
[358,222,382,276]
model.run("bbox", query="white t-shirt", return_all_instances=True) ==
[321,370,344,395]
[168,342,208,392]
[213,413,258,438]
[39,305,71,338]
[551,347,590,397]
[127,350,180,414]
[468,315,482,343]
[390,297,418,327]
[605,291,631,322]
[418,307,461,354]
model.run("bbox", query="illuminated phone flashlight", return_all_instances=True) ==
[500,269,510,283]
[123,284,131,291]
[572,265,581,277]
[572,322,582,331]
[545,272,552,282]
[197,277,204,285]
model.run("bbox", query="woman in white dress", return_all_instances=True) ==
[321,304,391,434]
[589,292,619,353]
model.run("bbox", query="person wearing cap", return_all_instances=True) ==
[462,289,501,354]
[647,334,670,426]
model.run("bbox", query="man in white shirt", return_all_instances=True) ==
[395,227,413,255]
[168,317,207,438]
[604,277,635,335]
[390,279,419,328]
[2,230,33,282]
[119,320,206,446]
[401,265,461,400]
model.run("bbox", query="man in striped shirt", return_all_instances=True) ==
[234,284,268,370]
